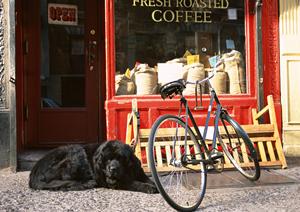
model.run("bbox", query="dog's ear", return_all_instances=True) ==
[125,145,153,182]
[121,144,139,165]
[93,149,106,187]
[126,145,142,172]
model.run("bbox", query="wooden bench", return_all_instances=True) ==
[126,95,287,172]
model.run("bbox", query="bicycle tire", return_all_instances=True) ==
[148,114,207,212]
[218,112,260,180]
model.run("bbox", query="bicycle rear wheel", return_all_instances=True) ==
[148,114,207,212]
[218,112,260,180]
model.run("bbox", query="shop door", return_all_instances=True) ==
[22,0,103,147]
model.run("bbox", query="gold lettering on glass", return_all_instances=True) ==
[133,0,228,23]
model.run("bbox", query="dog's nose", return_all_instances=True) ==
[109,165,117,172]
[108,160,119,172]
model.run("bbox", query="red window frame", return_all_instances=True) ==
[105,0,257,101]
[103,0,283,141]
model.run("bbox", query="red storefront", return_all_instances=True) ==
[15,0,281,151]
[104,0,281,142]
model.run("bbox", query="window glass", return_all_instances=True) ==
[115,0,246,96]
[40,0,85,107]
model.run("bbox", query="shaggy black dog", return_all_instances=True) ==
[29,140,158,193]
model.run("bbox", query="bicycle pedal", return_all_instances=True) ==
[210,151,224,161]
[207,165,214,171]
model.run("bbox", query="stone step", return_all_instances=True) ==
[17,150,50,171]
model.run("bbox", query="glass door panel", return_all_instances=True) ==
[40,0,85,108]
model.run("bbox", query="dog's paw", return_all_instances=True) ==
[146,184,159,194]
[85,180,97,189]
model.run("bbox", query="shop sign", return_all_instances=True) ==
[132,0,229,23]
[48,3,78,26]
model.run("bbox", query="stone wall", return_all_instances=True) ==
[0,0,9,169]
[0,1,5,108]
[0,0,16,170]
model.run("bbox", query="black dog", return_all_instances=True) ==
[29,140,158,193]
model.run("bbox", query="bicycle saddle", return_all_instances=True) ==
[159,79,186,99]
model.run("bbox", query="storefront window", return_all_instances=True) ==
[115,0,247,96]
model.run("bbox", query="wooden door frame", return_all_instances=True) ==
[16,0,25,151]
[15,0,106,150]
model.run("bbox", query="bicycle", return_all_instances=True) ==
[148,59,260,211]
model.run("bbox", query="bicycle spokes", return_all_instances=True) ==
[148,115,207,211]
[218,114,260,180]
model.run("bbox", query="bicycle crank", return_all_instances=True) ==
[212,156,224,172]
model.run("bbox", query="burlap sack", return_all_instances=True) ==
[222,50,246,94]
[183,63,205,95]
[208,69,228,94]
[115,74,136,95]
[135,64,158,95]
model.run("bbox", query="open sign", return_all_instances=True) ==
[48,3,78,26]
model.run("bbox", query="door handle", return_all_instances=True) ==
[88,40,97,71]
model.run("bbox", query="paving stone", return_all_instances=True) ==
[1,158,299,211]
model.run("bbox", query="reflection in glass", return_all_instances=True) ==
[114,1,247,96]
[40,0,85,107]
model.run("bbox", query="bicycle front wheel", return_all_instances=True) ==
[218,112,260,180]
[148,114,207,212]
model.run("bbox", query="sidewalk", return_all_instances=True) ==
[206,157,300,189]
[0,158,299,211]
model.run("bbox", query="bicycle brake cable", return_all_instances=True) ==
[184,100,189,158]
[178,100,183,118]
[172,100,184,162]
